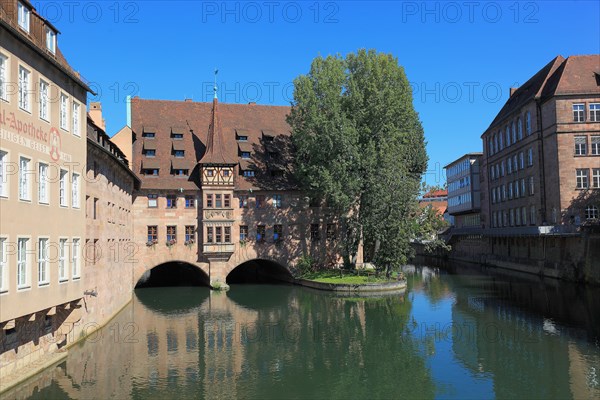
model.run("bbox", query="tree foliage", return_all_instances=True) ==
[288,49,433,275]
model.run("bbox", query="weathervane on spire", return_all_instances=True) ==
[214,68,218,100]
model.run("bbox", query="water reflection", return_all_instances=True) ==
[8,265,600,400]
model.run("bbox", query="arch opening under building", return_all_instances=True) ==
[135,261,210,289]
[226,259,294,285]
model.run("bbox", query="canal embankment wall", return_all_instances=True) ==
[413,230,600,285]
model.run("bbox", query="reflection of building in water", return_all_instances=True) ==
[451,283,599,399]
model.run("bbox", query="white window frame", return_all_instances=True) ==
[72,102,80,136]
[71,172,80,208]
[58,238,68,282]
[46,27,56,54]
[586,206,599,220]
[17,237,29,289]
[576,169,589,189]
[60,93,69,131]
[72,238,80,279]
[590,104,600,122]
[38,162,49,204]
[574,136,587,156]
[0,237,7,293]
[59,169,68,207]
[38,237,49,286]
[17,1,30,32]
[593,169,600,189]
[0,53,8,102]
[18,65,31,112]
[573,104,585,122]
[19,156,31,201]
[591,136,600,156]
[0,150,8,198]
[39,79,50,121]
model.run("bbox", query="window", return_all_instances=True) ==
[224,227,231,243]
[46,27,56,54]
[521,179,526,197]
[147,226,158,243]
[206,194,213,208]
[515,207,521,226]
[573,104,585,122]
[58,239,67,281]
[530,206,536,225]
[206,169,214,177]
[521,207,527,226]
[241,151,251,159]
[517,118,523,140]
[500,161,505,177]
[310,224,320,242]
[238,196,248,211]
[172,168,188,176]
[490,166,495,180]
[215,227,222,243]
[19,157,30,201]
[148,194,158,208]
[526,111,531,135]
[273,225,282,241]
[59,169,67,206]
[492,188,496,204]
[527,148,533,166]
[514,180,520,198]
[0,54,7,101]
[590,104,600,122]
[273,194,282,208]
[591,136,600,155]
[71,172,80,208]
[326,224,336,240]
[240,225,248,241]
[256,195,265,209]
[166,195,177,208]
[237,135,248,141]
[0,238,6,292]
[206,227,213,243]
[142,169,159,176]
[185,196,195,208]
[224,194,231,208]
[488,138,494,156]
[18,66,30,111]
[529,176,535,195]
[586,205,599,220]
[17,238,28,288]
[39,80,50,121]
[72,239,80,279]
[576,169,589,189]
[512,122,517,144]
[593,169,600,189]
[513,155,518,172]
[18,2,30,32]
[519,152,525,170]
[37,238,49,285]
[243,170,255,177]
[575,136,587,156]
[508,182,513,199]
[185,226,195,243]
[502,185,506,201]
[60,93,69,130]
[38,163,48,203]
[507,158,512,174]
[72,103,80,136]
[256,225,266,242]
[171,133,184,140]
[215,194,222,208]
[174,150,184,157]
[142,132,155,138]
[510,209,515,226]
[499,133,504,150]
[506,126,511,147]
[494,134,498,153]
[166,226,176,242]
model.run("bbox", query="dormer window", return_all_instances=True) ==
[171,127,185,139]
[172,169,188,176]
[206,169,215,177]
[172,133,183,139]
[173,150,184,158]
[142,132,155,138]
[237,135,248,141]
[18,2,30,32]
[46,27,56,54]
[243,170,255,177]
[142,169,159,176]
[143,149,156,157]
[241,151,251,159]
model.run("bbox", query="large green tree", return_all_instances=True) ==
[288,49,430,276]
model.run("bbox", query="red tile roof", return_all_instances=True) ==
[201,98,237,165]
[131,98,296,191]
[423,189,448,198]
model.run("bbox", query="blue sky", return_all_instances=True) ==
[43,1,600,185]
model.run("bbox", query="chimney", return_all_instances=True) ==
[248,102,256,105]
[509,87,518,97]
[89,102,106,131]
[184,98,193,102]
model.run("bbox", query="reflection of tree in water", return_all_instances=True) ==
[234,288,435,399]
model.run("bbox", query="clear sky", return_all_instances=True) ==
[43,0,600,186]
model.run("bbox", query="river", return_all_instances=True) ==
[8,264,600,399]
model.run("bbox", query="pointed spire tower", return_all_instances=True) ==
[200,70,236,280]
